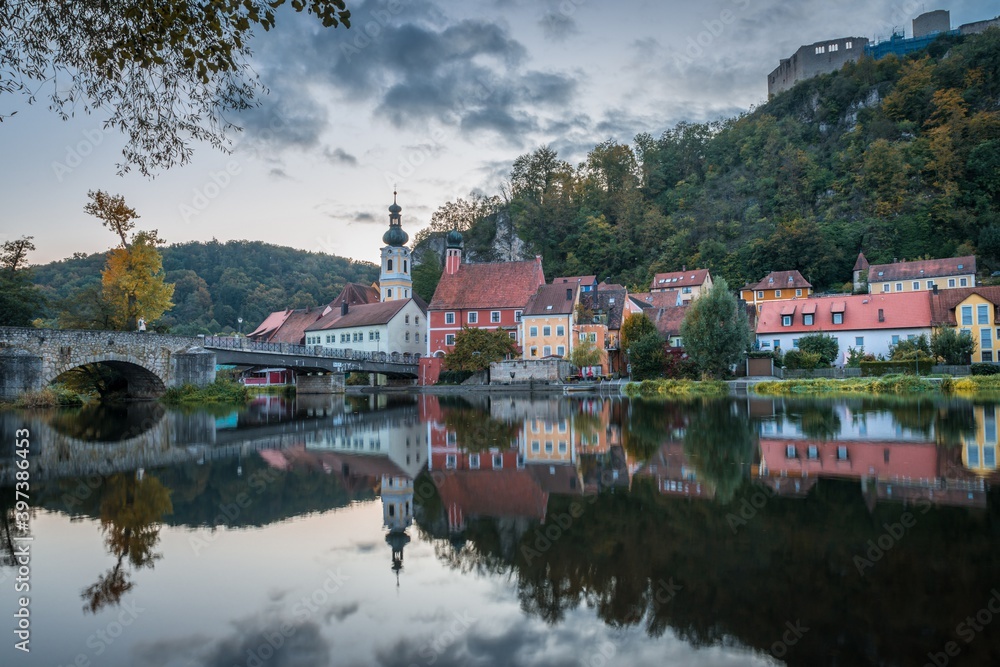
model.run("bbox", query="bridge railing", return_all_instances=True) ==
[203,336,420,365]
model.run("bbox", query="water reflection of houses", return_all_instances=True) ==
[640,441,714,500]
[754,400,988,508]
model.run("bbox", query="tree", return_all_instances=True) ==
[444,327,519,372]
[889,334,931,361]
[569,339,602,370]
[629,331,666,380]
[0,236,45,326]
[411,253,443,304]
[1,1,352,175]
[797,333,840,367]
[84,190,139,248]
[101,231,175,330]
[620,312,657,354]
[931,327,975,364]
[679,278,751,378]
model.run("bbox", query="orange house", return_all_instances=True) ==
[740,270,813,309]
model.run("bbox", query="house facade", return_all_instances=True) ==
[740,270,813,308]
[755,292,932,363]
[304,299,426,357]
[427,230,546,356]
[868,255,976,294]
[576,287,642,375]
[521,283,579,359]
[649,269,711,303]
[930,286,1000,363]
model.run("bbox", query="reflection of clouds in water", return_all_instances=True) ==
[356,612,767,667]
[324,602,360,624]
[131,610,333,667]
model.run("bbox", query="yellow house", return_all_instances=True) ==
[868,255,976,294]
[740,270,813,308]
[930,287,1000,363]
[522,417,576,463]
[521,283,578,359]
[962,405,999,474]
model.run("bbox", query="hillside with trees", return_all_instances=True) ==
[416,29,1000,294]
[31,240,378,334]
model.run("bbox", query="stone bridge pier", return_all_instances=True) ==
[0,327,216,400]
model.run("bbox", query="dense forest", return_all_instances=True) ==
[415,29,1000,294]
[30,240,379,334]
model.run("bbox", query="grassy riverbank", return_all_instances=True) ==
[625,379,730,398]
[750,374,1000,396]
[2,386,87,408]
[161,379,250,404]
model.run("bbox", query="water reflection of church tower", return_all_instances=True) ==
[382,474,413,583]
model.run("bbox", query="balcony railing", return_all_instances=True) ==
[203,336,420,364]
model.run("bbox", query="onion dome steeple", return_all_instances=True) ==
[382,190,408,247]
[446,228,464,249]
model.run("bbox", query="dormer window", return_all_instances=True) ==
[833,312,843,324]
[782,315,792,326]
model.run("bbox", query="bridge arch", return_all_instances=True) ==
[48,353,167,399]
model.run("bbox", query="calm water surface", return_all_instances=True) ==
[2,393,999,666]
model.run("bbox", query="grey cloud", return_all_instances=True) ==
[324,601,360,623]
[354,212,377,223]
[237,84,329,151]
[539,11,577,40]
[324,146,359,166]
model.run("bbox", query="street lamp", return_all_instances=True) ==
[237,317,243,337]
[510,370,515,385]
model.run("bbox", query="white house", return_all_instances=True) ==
[304,299,426,357]
[755,292,932,364]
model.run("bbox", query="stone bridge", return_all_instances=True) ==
[0,327,215,400]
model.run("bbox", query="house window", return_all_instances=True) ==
[829,43,839,51]
[491,311,501,323]
[509,332,516,339]
[558,442,567,453]
[515,310,523,322]
[529,326,538,337]
[913,282,919,290]
[468,312,478,324]
[375,331,380,340]
[469,453,480,469]
[405,315,410,324]
[962,306,973,325]
[856,336,864,346]
[545,441,553,453]
[846,40,853,49]
[387,288,392,298]
[445,454,456,469]
[882,284,889,293]
[775,290,782,298]
[556,325,565,336]
[387,259,393,271]
[369,331,374,341]
[543,345,552,356]
[926,281,934,289]
[982,328,992,350]
[445,334,456,345]
[782,315,792,326]
[796,289,802,297]
[948,279,956,288]
[445,312,455,324]
[833,313,844,324]
[492,454,503,469]
[682,287,692,294]
[807,445,818,459]
[986,446,997,468]
[530,346,538,357]
[803,314,814,325]
[405,332,410,341]
[815,46,825,54]
[757,291,764,299]
[978,304,990,325]
[543,326,551,336]
[891,335,900,344]
[837,446,848,461]
[773,339,780,349]
[896,283,903,292]
[414,316,419,325]
[531,440,540,452]
[557,345,565,356]
[786,445,796,458]
[792,339,800,348]
[760,341,771,348]
[968,444,980,466]
[403,260,408,273]
[961,278,968,287]
[589,333,597,342]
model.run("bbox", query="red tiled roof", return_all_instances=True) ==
[554,275,597,286]
[580,288,628,330]
[780,304,797,316]
[853,252,869,271]
[434,470,548,522]
[249,307,326,344]
[650,304,689,338]
[248,309,291,339]
[650,269,710,290]
[869,255,975,282]
[756,293,931,334]
[749,270,812,290]
[524,283,578,316]
[801,302,817,314]
[324,283,380,315]
[628,291,681,309]
[597,282,626,291]
[429,257,545,310]
[929,286,1000,325]
[307,299,410,330]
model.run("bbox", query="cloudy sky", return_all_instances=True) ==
[1,0,996,266]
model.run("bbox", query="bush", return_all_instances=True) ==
[162,378,249,404]
[970,363,1000,376]
[797,333,839,366]
[437,370,474,385]
[663,350,699,379]
[783,349,822,370]
[860,360,934,376]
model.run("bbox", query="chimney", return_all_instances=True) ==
[878,308,884,322]
[932,285,939,295]
[566,288,573,300]
[341,301,349,316]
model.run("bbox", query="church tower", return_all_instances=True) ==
[380,192,412,302]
